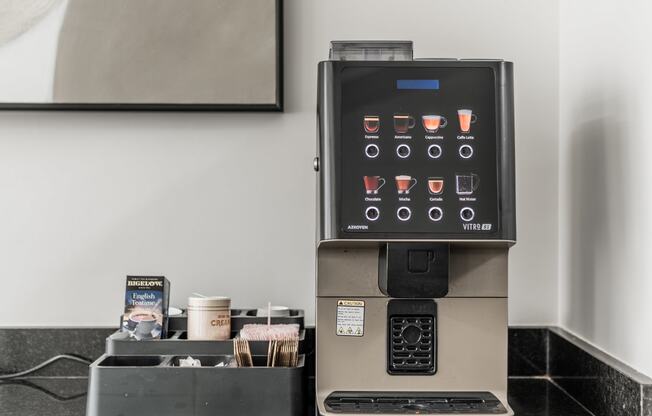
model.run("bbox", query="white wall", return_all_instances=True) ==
[559,0,652,377]
[0,0,559,326]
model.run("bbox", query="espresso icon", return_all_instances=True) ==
[393,114,415,134]
[428,178,444,195]
[364,115,380,134]
[363,176,385,194]
[422,115,447,133]
[395,175,417,194]
[457,109,477,133]
[456,173,479,195]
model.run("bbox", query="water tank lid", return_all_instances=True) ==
[329,41,413,61]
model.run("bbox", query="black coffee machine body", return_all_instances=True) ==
[315,41,516,415]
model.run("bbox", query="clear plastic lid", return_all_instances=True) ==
[329,41,413,61]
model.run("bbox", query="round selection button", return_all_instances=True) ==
[460,207,475,222]
[427,144,442,159]
[428,207,443,222]
[397,206,412,221]
[459,144,474,159]
[365,206,380,221]
[396,144,411,159]
[365,143,380,159]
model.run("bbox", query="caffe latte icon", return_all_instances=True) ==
[457,109,477,133]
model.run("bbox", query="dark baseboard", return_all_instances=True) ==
[510,327,652,416]
[1,326,649,416]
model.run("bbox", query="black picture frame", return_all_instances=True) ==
[0,0,283,112]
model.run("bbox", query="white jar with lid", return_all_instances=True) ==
[187,296,231,340]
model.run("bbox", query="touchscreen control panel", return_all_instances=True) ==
[339,66,499,235]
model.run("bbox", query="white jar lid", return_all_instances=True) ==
[188,296,231,308]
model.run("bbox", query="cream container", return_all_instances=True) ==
[187,296,231,340]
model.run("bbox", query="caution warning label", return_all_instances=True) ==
[336,300,365,337]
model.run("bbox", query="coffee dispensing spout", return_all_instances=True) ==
[378,243,450,298]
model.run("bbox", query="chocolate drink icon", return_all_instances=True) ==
[363,176,385,194]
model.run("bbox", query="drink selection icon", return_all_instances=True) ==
[422,115,447,133]
[427,177,444,195]
[395,175,417,194]
[455,173,479,195]
[364,115,380,134]
[393,113,415,134]
[363,176,385,194]
[457,109,477,133]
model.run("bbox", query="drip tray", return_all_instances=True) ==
[325,392,506,414]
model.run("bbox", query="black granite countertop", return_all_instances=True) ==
[0,378,87,416]
[0,327,601,416]
[0,377,592,416]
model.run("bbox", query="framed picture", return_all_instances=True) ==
[0,0,283,110]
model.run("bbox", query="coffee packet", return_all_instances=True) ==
[121,276,170,340]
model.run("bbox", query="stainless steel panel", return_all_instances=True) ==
[316,297,511,415]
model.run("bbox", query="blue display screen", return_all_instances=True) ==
[396,79,440,90]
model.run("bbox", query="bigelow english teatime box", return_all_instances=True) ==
[121,276,170,340]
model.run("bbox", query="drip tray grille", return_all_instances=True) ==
[389,316,435,374]
[325,392,506,414]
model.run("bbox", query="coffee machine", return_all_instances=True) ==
[314,42,516,415]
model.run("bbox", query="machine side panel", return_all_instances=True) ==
[317,61,339,241]
[497,62,516,241]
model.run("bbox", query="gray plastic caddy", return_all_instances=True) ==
[86,354,305,416]
[89,309,307,415]
[108,308,306,356]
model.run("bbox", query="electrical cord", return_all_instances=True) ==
[0,354,91,380]
[2,379,88,402]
